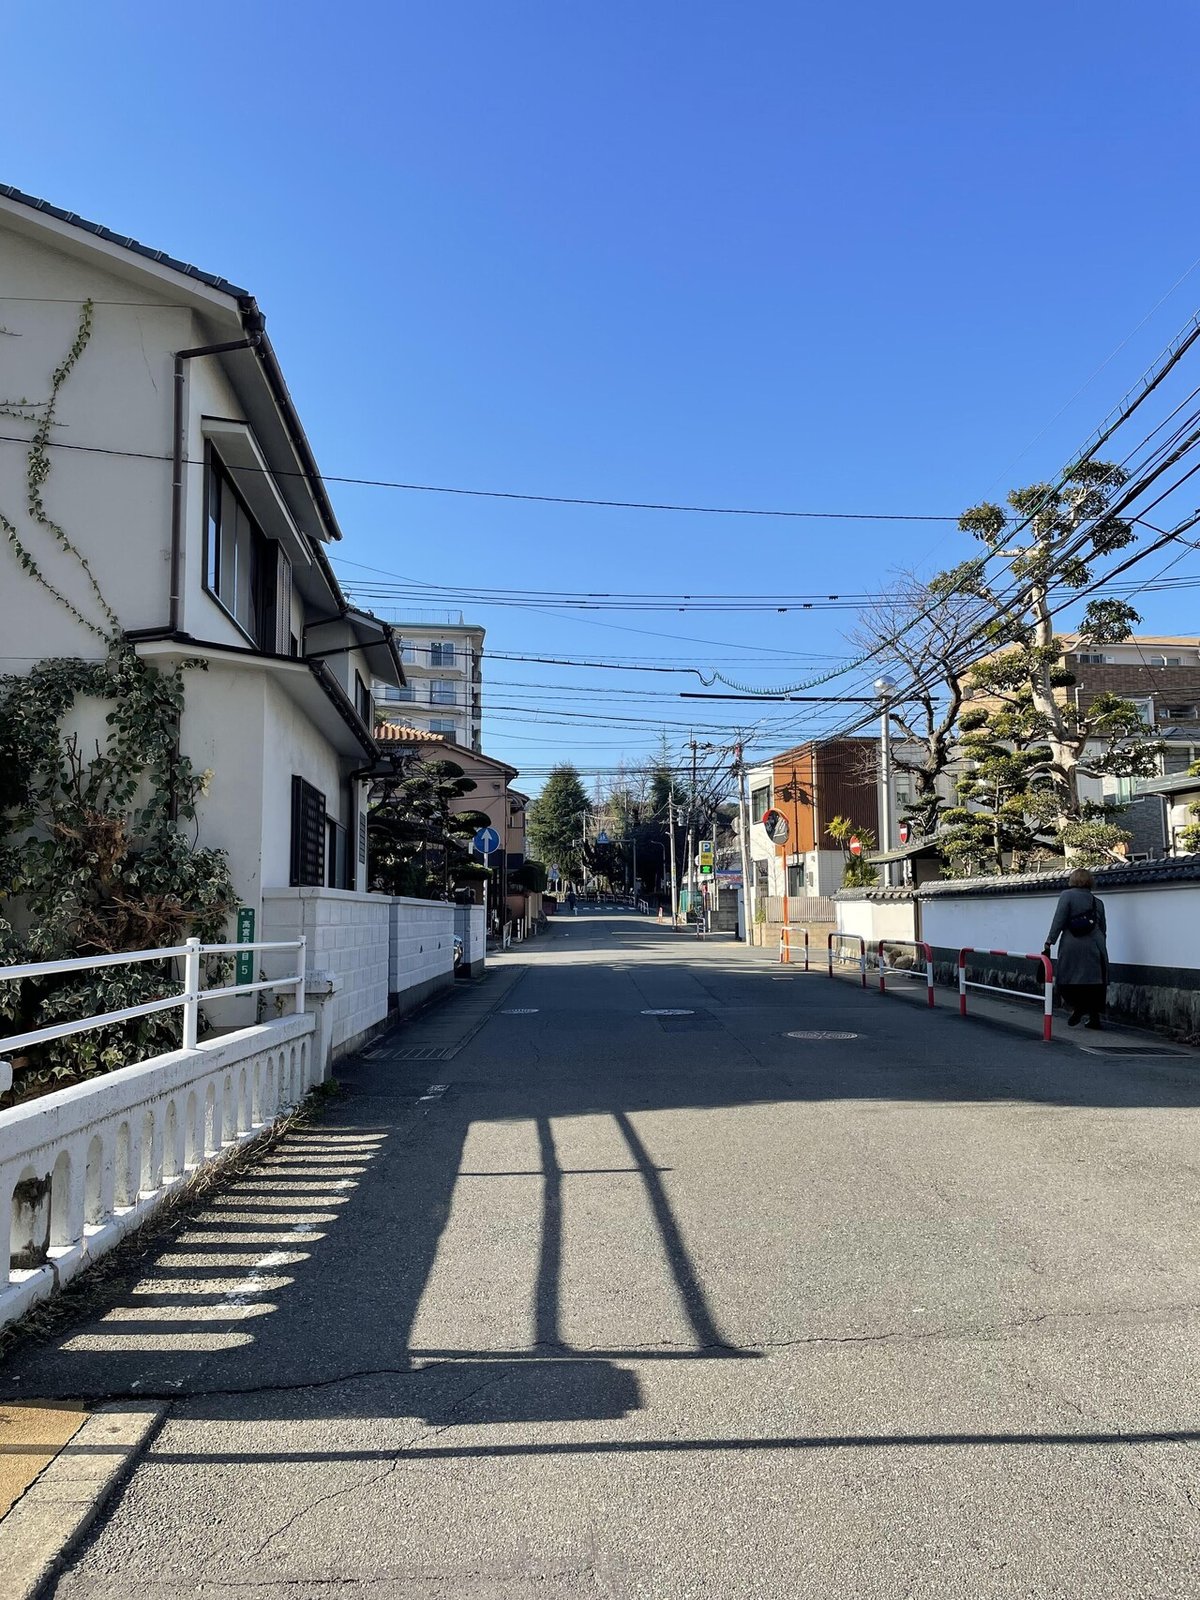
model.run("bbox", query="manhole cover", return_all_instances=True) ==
[785,1031,859,1040]
[641,1009,695,1016]
[501,1009,539,1015]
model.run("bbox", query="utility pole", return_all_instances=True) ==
[875,677,896,888]
[686,739,699,916]
[668,787,679,925]
[735,743,753,945]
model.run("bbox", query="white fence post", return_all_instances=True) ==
[294,935,307,1016]
[182,937,201,1051]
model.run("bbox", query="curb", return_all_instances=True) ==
[0,1401,164,1599]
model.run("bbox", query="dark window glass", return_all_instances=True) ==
[354,672,372,726]
[204,451,288,651]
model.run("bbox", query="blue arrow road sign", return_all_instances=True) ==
[473,826,501,855]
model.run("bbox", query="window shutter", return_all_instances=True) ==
[290,776,326,887]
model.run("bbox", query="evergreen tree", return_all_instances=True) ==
[956,462,1162,855]
[527,764,591,881]
[368,757,490,898]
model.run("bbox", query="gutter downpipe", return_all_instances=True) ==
[169,331,262,633]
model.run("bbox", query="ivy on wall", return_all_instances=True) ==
[0,300,234,1102]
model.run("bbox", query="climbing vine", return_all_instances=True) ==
[0,304,235,1103]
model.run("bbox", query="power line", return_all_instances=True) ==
[0,431,953,522]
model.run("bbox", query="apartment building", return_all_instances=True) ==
[1056,634,1200,777]
[374,613,484,751]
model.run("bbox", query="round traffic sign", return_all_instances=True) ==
[898,823,910,845]
[473,826,501,855]
[849,835,862,857]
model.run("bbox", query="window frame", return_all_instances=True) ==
[429,679,457,706]
[204,446,289,653]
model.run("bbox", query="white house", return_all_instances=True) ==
[0,186,405,995]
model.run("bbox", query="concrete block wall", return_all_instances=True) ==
[454,904,486,975]
[263,889,391,1056]
[390,898,456,1013]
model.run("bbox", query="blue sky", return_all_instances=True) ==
[7,2,1200,788]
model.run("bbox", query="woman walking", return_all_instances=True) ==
[1044,868,1109,1029]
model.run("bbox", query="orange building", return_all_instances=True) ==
[748,738,880,901]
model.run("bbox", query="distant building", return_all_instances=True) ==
[745,739,880,903]
[373,613,484,751]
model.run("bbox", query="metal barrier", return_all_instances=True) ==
[877,940,935,1008]
[957,948,1055,1042]
[0,937,306,1068]
[827,932,867,988]
[779,927,810,969]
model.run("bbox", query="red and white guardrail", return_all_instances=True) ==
[827,932,868,988]
[958,947,1055,1042]
[877,939,935,1008]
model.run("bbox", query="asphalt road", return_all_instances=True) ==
[6,909,1200,1598]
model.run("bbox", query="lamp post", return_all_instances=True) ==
[874,677,896,887]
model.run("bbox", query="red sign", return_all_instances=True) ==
[898,823,910,845]
[849,835,862,857]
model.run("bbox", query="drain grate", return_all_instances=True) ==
[1078,1044,1191,1058]
[373,1045,460,1062]
[785,1030,860,1041]
[641,1008,695,1016]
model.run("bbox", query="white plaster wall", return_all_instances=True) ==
[837,898,918,944]
[0,232,199,668]
[390,899,455,997]
[920,882,1200,970]
[263,889,391,1053]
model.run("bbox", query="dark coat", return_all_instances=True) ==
[1046,888,1108,987]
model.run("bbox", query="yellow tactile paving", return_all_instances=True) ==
[0,1402,89,1520]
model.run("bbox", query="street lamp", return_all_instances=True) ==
[874,677,897,887]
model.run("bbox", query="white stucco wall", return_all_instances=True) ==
[837,898,919,945]
[390,899,456,999]
[262,889,391,1054]
[0,231,196,667]
[920,882,1200,971]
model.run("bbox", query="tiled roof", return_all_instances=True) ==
[0,184,251,301]
[916,858,1200,898]
[375,723,446,743]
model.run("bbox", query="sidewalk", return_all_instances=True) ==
[679,917,1200,1062]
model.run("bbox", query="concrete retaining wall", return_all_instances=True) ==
[0,1012,317,1328]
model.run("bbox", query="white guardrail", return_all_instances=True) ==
[0,936,314,1328]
